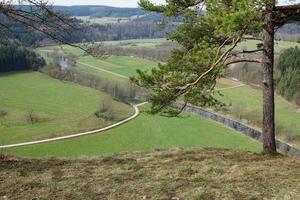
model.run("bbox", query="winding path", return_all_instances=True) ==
[0,102,148,149]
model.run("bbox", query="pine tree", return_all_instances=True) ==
[134,0,300,155]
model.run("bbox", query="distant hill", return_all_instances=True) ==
[53,5,147,18]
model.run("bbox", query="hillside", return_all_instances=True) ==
[54,5,147,18]
[0,72,133,145]
[5,105,261,157]
[38,41,300,147]
[1,148,300,199]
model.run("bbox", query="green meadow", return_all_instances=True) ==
[5,105,261,158]
[0,72,133,145]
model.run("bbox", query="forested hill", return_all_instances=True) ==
[53,5,147,18]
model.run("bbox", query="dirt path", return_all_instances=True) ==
[216,84,245,91]
[0,102,148,149]
[77,61,128,79]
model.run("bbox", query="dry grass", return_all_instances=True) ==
[1,148,300,200]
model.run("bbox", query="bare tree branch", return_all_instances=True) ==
[225,58,262,65]
[241,49,263,54]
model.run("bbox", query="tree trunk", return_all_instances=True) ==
[261,4,277,155]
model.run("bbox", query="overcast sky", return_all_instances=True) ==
[50,0,299,7]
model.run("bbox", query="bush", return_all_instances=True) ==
[94,98,114,121]
[0,109,8,117]
[26,109,39,124]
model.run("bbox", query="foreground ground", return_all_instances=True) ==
[1,148,300,200]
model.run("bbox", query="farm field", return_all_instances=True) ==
[236,39,300,54]
[37,38,167,54]
[78,55,157,77]
[5,105,261,158]
[103,38,167,47]
[75,16,131,24]
[38,46,158,83]
[0,72,133,145]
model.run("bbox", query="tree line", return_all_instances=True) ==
[0,40,45,73]
[0,13,170,47]
[276,47,300,105]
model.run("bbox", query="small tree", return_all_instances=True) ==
[95,98,114,121]
[26,109,39,124]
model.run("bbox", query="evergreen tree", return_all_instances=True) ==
[0,40,45,73]
[134,0,300,155]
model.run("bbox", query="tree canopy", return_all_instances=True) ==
[133,0,264,114]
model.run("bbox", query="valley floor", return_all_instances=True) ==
[1,148,300,200]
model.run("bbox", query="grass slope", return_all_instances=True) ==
[78,55,157,77]
[0,72,133,145]
[5,106,261,158]
[1,148,300,199]
[215,80,300,144]
[236,40,300,54]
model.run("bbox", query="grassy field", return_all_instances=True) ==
[103,38,167,48]
[75,16,131,24]
[215,80,300,144]
[236,39,300,54]
[38,46,158,83]
[0,72,133,145]
[78,55,157,77]
[1,148,300,199]
[38,38,167,53]
[5,105,261,158]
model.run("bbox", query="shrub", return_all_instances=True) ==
[26,109,39,124]
[94,98,114,121]
[0,109,8,117]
